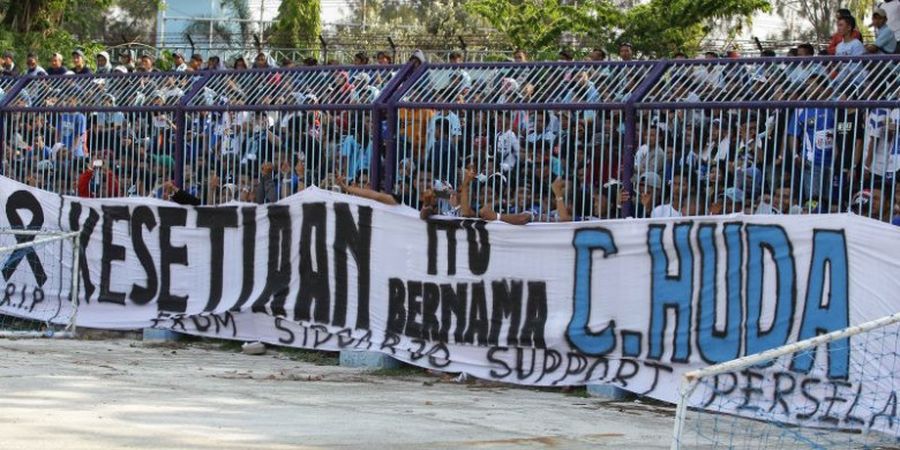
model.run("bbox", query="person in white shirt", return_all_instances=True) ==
[878,0,900,42]
[835,15,866,56]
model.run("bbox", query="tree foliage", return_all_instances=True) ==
[268,0,321,48]
[769,0,869,42]
[337,0,487,38]
[463,0,770,57]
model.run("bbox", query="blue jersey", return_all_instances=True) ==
[789,107,835,166]
[58,113,87,157]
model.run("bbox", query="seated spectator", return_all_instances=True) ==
[376,51,392,65]
[116,51,136,72]
[137,54,157,72]
[233,56,248,70]
[189,54,204,71]
[619,43,634,61]
[867,8,897,54]
[353,52,369,65]
[70,50,92,75]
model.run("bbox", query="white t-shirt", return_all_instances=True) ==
[865,108,900,176]
[879,1,900,40]
[835,39,865,56]
[651,204,682,218]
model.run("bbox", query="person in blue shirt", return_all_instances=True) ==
[788,76,836,206]
[866,8,897,54]
[58,104,88,159]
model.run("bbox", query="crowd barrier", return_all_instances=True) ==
[0,56,898,223]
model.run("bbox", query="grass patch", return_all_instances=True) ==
[369,365,425,377]
[278,347,340,366]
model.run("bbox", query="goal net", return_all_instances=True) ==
[0,229,80,338]
[672,312,900,449]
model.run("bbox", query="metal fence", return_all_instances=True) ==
[0,56,898,224]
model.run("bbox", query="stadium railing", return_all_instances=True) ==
[0,56,897,223]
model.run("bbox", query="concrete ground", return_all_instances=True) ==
[0,338,677,449]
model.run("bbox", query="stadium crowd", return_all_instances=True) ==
[0,6,898,225]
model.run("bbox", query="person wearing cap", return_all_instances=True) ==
[828,9,864,54]
[70,50,92,75]
[172,52,188,72]
[189,54,203,72]
[1,51,18,77]
[618,43,634,61]
[94,51,113,74]
[46,53,66,75]
[24,53,46,77]
[867,8,897,53]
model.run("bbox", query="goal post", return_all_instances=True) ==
[672,311,900,449]
[0,229,81,338]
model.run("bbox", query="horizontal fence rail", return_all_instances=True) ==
[0,56,898,224]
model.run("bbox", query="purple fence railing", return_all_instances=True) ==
[0,56,898,224]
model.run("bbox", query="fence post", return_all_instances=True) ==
[173,73,213,190]
[319,35,328,64]
[380,63,429,193]
[0,77,30,174]
[622,61,669,218]
[371,63,416,191]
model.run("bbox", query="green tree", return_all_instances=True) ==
[463,0,769,58]
[183,0,255,48]
[769,0,870,42]
[464,0,587,50]
[268,0,321,48]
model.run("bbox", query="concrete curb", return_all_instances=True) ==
[339,350,400,369]
[586,384,630,400]
[142,328,181,342]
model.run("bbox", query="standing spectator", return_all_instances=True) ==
[233,56,248,70]
[618,43,634,61]
[513,48,528,62]
[70,50,92,75]
[189,54,203,71]
[788,74,836,204]
[46,53,67,75]
[206,55,223,71]
[24,53,46,77]
[376,51,392,65]
[351,73,380,103]
[835,15,865,56]
[253,52,271,69]
[879,0,900,45]
[58,97,88,158]
[116,51,136,72]
[864,107,900,188]
[867,8,898,54]
[77,160,118,198]
[1,51,19,76]
[255,162,276,204]
[172,52,188,72]
[137,54,156,72]
[409,50,427,68]
[94,51,113,74]
[828,9,864,54]
[448,51,464,64]
[353,52,369,65]
[586,48,607,61]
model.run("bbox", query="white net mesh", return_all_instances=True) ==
[0,229,79,338]
[674,313,900,449]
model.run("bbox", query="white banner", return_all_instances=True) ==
[1,175,900,432]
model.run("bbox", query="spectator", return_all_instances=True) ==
[879,0,900,44]
[172,52,188,72]
[351,73,380,103]
[46,53,67,75]
[137,54,156,72]
[254,52,272,69]
[619,43,634,61]
[353,52,369,65]
[115,51,135,73]
[58,103,88,158]
[302,57,318,66]
[448,51,464,64]
[828,9,864,54]
[376,51,392,65]
[835,15,866,56]
[280,58,294,68]
[255,162,277,204]
[206,55,223,71]
[867,8,897,54]
[233,56,248,70]
[1,51,19,76]
[512,48,528,62]
[586,48,607,61]
[558,49,574,61]
[409,49,427,68]
[162,181,201,206]
[864,107,900,188]
[189,54,204,71]
[24,53,46,77]
[77,160,119,198]
[70,50,92,75]
[788,74,836,204]
[95,51,113,74]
